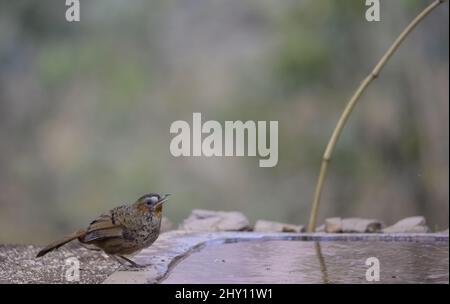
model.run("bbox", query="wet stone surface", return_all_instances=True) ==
[162,239,449,284]
[104,232,449,284]
[0,243,118,284]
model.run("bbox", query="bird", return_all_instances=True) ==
[36,193,171,268]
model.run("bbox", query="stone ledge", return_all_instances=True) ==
[102,231,449,284]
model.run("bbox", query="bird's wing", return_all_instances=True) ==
[82,212,124,243]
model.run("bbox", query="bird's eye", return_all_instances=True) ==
[146,196,159,205]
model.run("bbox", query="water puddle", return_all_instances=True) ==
[161,239,449,283]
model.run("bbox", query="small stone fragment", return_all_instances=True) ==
[325,217,383,233]
[315,224,325,232]
[342,218,383,233]
[325,217,343,233]
[254,220,305,233]
[383,216,430,233]
[179,209,250,231]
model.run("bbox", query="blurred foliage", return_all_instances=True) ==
[0,0,448,243]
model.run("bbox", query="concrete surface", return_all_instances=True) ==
[0,243,118,284]
[1,231,448,284]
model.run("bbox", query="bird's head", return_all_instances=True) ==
[135,193,170,216]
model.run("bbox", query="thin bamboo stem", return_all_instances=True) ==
[307,0,446,232]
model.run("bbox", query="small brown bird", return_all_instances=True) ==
[36,193,170,267]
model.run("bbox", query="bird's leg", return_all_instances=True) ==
[107,254,144,270]
[108,254,127,266]
[118,255,146,268]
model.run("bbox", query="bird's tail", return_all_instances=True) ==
[36,229,86,258]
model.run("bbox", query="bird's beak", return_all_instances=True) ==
[156,194,171,207]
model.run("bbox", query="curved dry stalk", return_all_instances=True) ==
[307,0,447,232]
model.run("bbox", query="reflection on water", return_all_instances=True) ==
[315,242,329,284]
[162,240,449,284]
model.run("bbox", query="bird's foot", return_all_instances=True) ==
[122,263,146,271]
[110,255,147,270]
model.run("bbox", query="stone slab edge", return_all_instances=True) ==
[102,231,449,284]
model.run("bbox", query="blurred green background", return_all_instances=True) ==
[0,0,448,244]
